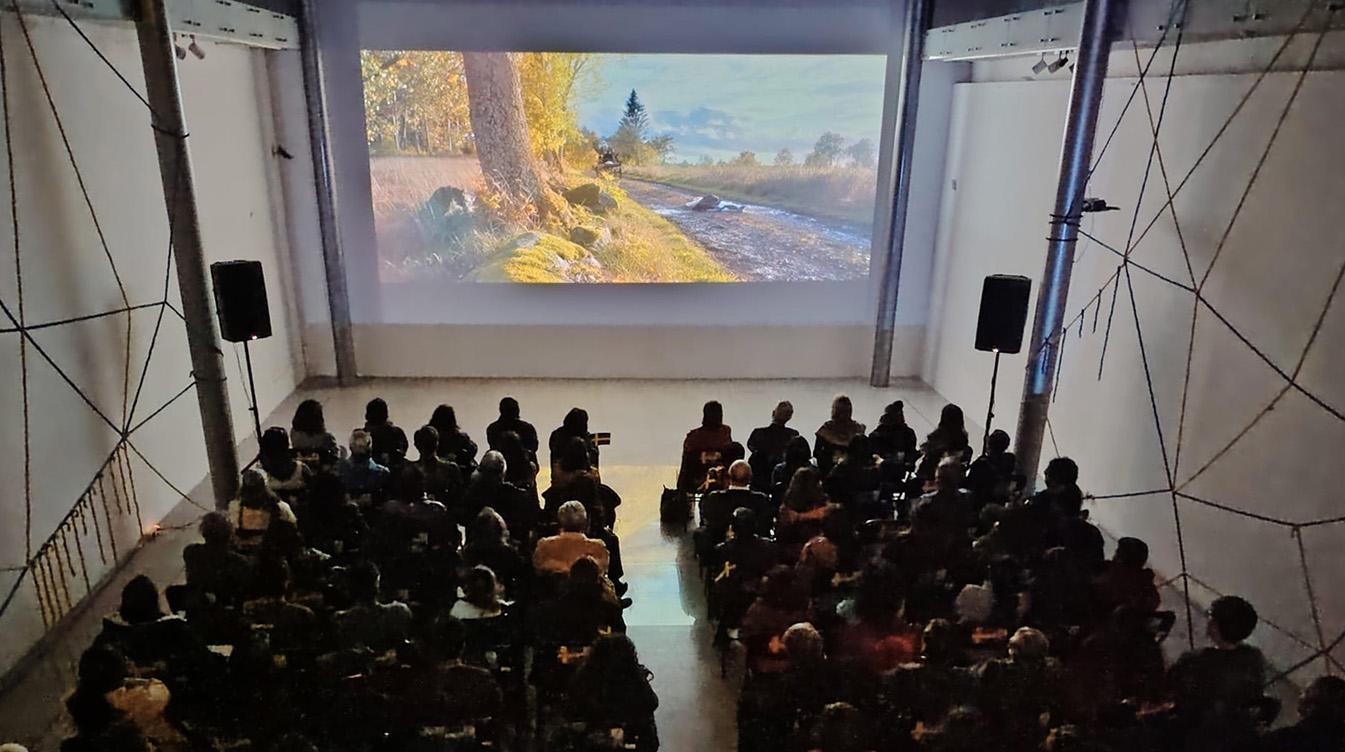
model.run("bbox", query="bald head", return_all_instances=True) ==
[727,459,752,488]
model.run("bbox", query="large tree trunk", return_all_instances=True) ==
[462,52,562,222]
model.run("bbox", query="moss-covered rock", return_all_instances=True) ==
[569,225,609,248]
[562,183,618,213]
[470,231,603,283]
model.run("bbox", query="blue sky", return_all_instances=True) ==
[574,54,887,163]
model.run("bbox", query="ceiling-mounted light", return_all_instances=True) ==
[1032,53,1048,75]
[174,34,187,60]
[1047,52,1070,73]
[188,35,206,60]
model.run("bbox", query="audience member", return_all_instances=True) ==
[228,469,296,549]
[1094,536,1161,615]
[533,501,611,576]
[965,429,1017,508]
[450,565,505,620]
[363,397,408,469]
[332,561,412,652]
[464,507,527,596]
[339,429,391,504]
[869,400,918,466]
[258,426,313,502]
[814,395,865,475]
[550,407,599,471]
[700,460,772,550]
[400,425,464,508]
[289,399,341,465]
[678,400,734,491]
[917,404,970,481]
[1167,595,1267,750]
[747,401,799,492]
[429,404,478,472]
[566,635,659,750]
[1261,675,1345,752]
[486,396,539,455]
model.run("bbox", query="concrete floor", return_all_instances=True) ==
[0,377,951,750]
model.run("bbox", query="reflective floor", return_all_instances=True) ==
[0,377,948,750]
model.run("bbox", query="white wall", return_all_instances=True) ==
[924,33,1345,679]
[295,0,965,378]
[0,15,308,674]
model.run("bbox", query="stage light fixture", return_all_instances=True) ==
[188,35,206,60]
[1047,52,1070,73]
[1032,54,1048,75]
[174,35,187,60]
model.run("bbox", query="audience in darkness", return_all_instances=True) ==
[52,392,1298,752]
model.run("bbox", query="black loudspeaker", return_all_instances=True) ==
[210,260,272,343]
[974,274,1031,354]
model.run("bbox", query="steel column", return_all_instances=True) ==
[870,0,932,387]
[135,0,240,508]
[298,0,358,383]
[1014,0,1124,489]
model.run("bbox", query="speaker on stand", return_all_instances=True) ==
[211,260,272,441]
[974,275,1031,453]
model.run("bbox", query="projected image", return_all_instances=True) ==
[361,52,884,283]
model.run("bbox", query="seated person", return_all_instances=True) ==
[533,501,611,576]
[95,576,209,684]
[289,398,342,466]
[1166,595,1268,745]
[747,401,799,493]
[1046,482,1105,575]
[964,429,1018,508]
[429,404,478,472]
[463,450,536,538]
[497,428,541,502]
[916,404,971,482]
[227,468,297,549]
[885,619,976,731]
[976,627,1061,752]
[833,567,921,675]
[1066,605,1166,720]
[711,508,780,627]
[339,429,391,505]
[450,565,506,620]
[677,401,734,491]
[534,556,625,644]
[296,471,368,557]
[1023,546,1096,633]
[824,434,882,515]
[814,395,865,476]
[239,556,317,653]
[258,427,313,504]
[771,436,815,501]
[741,566,812,674]
[798,507,860,589]
[776,466,832,561]
[65,645,183,752]
[549,407,599,472]
[544,437,619,525]
[699,460,772,552]
[463,508,528,598]
[1032,456,1081,514]
[362,397,408,470]
[915,458,977,537]
[406,616,503,727]
[565,635,659,751]
[182,512,251,610]
[1261,675,1345,752]
[399,425,464,508]
[332,561,413,652]
[486,396,539,455]
[809,702,874,752]
[868,400,918,468]
[1093,536,1160,615]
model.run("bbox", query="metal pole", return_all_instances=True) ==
[298,0,358,384]
[134,0,240,508]
[243,339,263,442]
[982,349,1001,455]
[1014,0,1124,490]
[871,0,932,387]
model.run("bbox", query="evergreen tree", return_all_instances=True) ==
[621,88,649,136]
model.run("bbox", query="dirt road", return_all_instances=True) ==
[622,179,871,282]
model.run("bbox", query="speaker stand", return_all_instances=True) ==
[982,349,1002,455]
[242,338,263,442]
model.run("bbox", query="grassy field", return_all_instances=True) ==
[624,163,878,225]
[367,155,733,283]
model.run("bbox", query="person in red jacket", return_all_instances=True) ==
[678,401,734,491]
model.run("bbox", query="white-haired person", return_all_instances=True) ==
[340,429,391,506]
[532,500,611,577]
